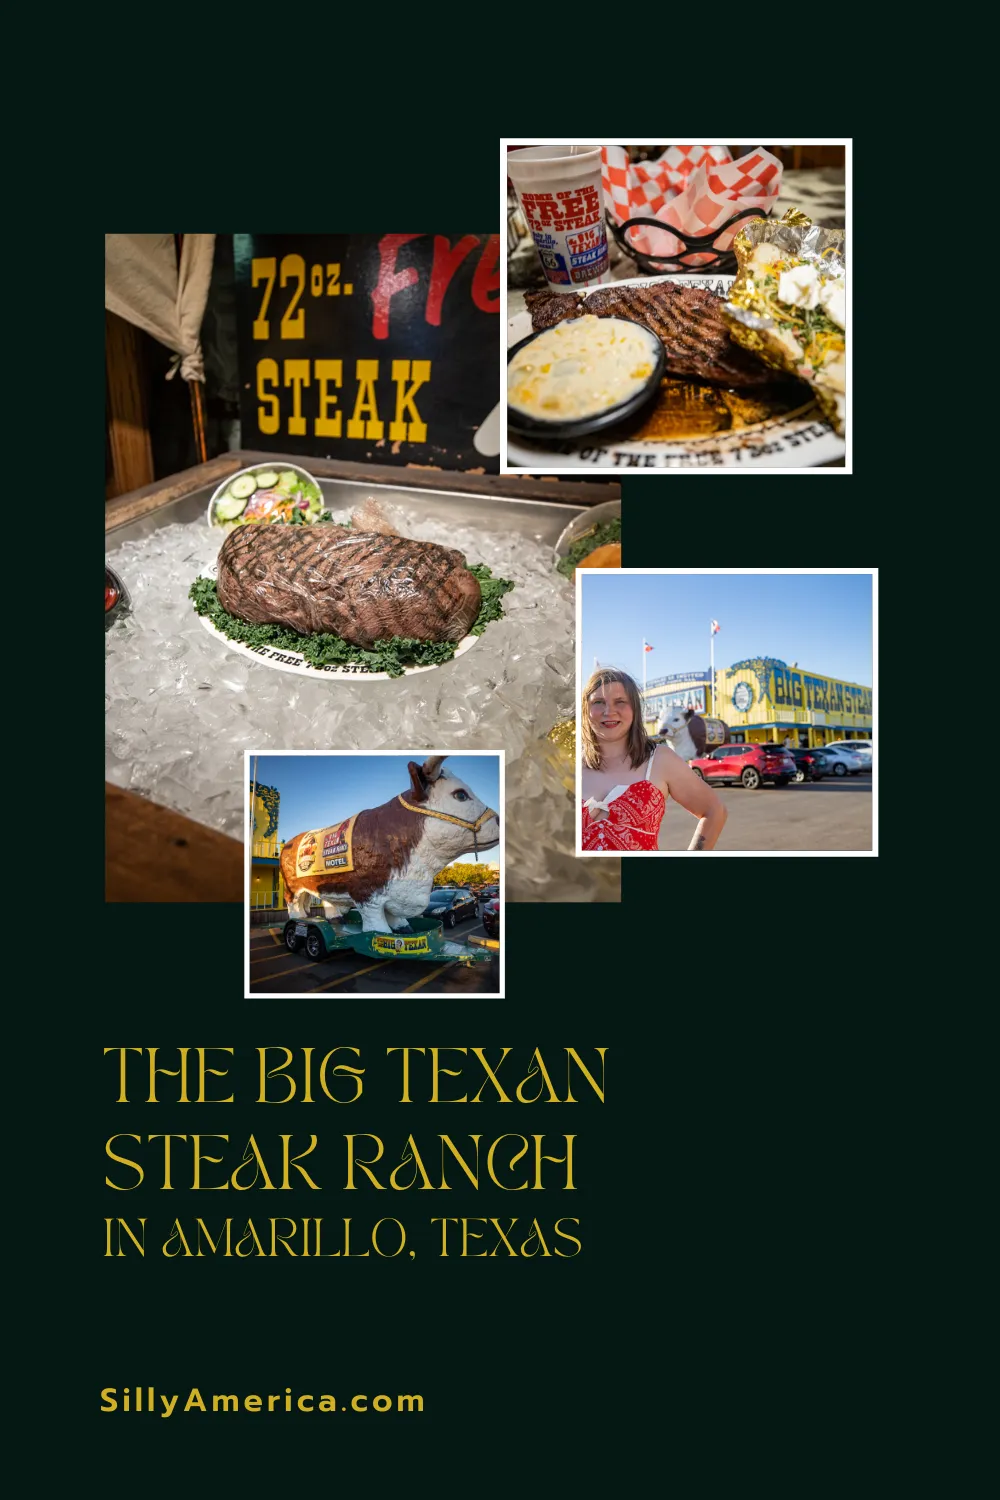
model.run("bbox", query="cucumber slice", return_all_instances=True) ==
[229,474,258,499]
[215,493,249,522]
[254,470,279,488]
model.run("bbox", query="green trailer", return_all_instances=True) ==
[283,911,498,971]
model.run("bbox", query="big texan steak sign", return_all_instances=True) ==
[234,233,500,473]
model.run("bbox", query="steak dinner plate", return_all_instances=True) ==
[505,274,846,471]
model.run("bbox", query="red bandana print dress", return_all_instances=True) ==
[582,780,666,852]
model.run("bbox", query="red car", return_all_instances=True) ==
[691,742,796,789]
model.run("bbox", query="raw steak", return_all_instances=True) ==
[216,524,482,647]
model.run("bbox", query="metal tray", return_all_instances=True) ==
[106,476,585,550]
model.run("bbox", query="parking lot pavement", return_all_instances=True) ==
[658,774,872,852]
[247,911,499,995]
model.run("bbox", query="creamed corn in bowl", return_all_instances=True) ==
[507,315,662,428]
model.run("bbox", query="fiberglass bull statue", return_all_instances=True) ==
[656,707,730,763]
[279,755,499,934]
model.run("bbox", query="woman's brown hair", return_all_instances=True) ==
[581,668,655,771]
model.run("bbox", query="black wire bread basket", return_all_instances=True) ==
[608,206,771,276]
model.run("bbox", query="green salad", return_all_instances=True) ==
[189,564,515,679]
[213,467,330,527]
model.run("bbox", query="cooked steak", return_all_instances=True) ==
[216,524,482,646]
[524,288,583,329]
[579,284,776,388]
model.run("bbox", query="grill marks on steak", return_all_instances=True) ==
[523,288,583,329]
[526,283,779,389]
[216,524,482,647]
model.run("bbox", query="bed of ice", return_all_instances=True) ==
[105,503,620,903]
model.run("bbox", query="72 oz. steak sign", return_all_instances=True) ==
[234,233,500,473]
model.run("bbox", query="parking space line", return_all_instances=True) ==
[306,960,394,993]
[249,959,323,984]
[250,949,303,967]
[403,961,456,993]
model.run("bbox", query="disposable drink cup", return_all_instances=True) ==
[508,145,610,293]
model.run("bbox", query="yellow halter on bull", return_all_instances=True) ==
[396,796,497,859]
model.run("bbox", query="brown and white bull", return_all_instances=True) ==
[279,756,499,933]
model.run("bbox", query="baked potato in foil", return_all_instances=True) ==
[723,209,846,435]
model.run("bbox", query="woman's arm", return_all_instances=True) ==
[655,748,728,850]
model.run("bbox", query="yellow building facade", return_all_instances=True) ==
[250,781,285,911]
[643,657,872,749]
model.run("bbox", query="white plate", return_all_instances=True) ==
[196,614,479,680]
[194,565,479,681]
[506,274,846,471]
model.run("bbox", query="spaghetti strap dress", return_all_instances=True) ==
[582,748,666,852]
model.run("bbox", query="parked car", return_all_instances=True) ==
[480,884,499,902]
[818,745,864,776]
[787,748,831,783]
[826,739,872,768]
[481,898,500,939]
[690,742,796,788]
[422,888,479,927]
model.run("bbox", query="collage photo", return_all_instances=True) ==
[105,142,870,999]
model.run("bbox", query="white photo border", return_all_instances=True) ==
[500,138,852,476]
[574,568,877,857]
[243,748,506,996]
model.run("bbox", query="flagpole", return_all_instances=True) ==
[709,626,714,715]
[642,637,647,700]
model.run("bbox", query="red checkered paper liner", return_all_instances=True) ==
[601,146,783,264]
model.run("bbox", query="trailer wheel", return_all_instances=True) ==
[285,924,302,953]
[305,928,325,960]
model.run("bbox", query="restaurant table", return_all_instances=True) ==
[106,783,243,903]
[507,169,846,467]
[507,168,847,307]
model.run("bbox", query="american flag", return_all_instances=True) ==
[710,620,720,635]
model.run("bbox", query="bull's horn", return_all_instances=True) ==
[421,755,447,781]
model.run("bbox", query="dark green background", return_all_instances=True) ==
[88,124,891,1491]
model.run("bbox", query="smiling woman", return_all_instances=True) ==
[580,667,726,854]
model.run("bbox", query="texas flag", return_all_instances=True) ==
[644,643,654,652]
[710,620,720,634]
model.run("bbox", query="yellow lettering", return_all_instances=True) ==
[389,359,430,442]
[283,359,311,436]
[347,360,383,439]
[314,360,343,437]
[251,257,276,339]
[257,359,280,435]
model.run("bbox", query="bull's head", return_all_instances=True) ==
[405,756,500,860]
[656,706,694,739]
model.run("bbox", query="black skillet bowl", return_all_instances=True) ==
[506,315,666,442]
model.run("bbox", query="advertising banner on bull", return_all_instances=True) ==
[295,815,358,877]
[234,233,500,473]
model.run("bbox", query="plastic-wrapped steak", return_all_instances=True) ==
[215,523,482,647]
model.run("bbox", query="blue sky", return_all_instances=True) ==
[581,573,873,689]
[251,754,501,863]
